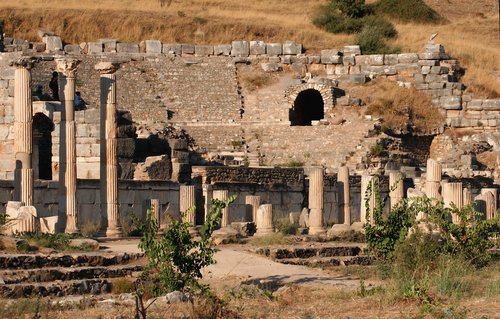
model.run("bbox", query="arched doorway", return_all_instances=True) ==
[290,89,324,126]
[33,113,54,180]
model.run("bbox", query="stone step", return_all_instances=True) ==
[278,255,375,267]
[0,264,144,284]
[0,278,114,298]
[254,245,362,259]
[0,252,144,270]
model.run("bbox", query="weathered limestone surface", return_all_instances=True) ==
[213,190,229,227]
[255,204,273,236]
[245,195,260,223]
[308,167,326,235]
[443,182,463,224]
[481,188,497,220]
[179,185,196,225]
[337,166,350,225]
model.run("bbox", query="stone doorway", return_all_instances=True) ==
[33,112,54,180]
[290,89,324,126]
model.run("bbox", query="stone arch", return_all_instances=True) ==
[287,83,334,126]
[33,112,54,180]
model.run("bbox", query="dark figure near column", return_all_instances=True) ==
[75,91,86,110]
[49,71,59,101]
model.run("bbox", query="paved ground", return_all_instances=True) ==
[101,239,361,290]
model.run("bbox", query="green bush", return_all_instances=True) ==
[274,218,298,235]
[374,0,442,23]
[362,15,397,38]
[356,27,400,54]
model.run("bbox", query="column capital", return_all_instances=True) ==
[95,61,121,74]
[10,57,39,69]
[55,57,81,77]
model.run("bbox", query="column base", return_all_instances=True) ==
[254,229,274,237]
[308,226,327,235]
[104,227,123,238]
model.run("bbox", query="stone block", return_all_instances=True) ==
[163,43,182,55]
[414,83,429,90]
[250,41,266,55]
[343,45,361,55]
[283,41,302,55]
[43,36,63,52]
[194,45,214,56]
[87,42,103,54]
[100,38,117,52]
[431,66,449,74]
[116,43,140,53]
[84,109,100,124]
[335,65,349,75]
[214,44,231,56]
[181,43,195,55]
[398,53,418,64]
[231,41,250,57]
[145,40,162,54]
[342,55,355,66]
[429,82,445,89]
[482,99,500,110]
[320,49,342,64]
[32,42,46,52]
[261,63,281,72]
[64,44,81,54]
[441,96,462,110]
[384,54,398,65]
[421,65,431,74]
[414,74,425,83]
[365,54,384,65]
[266,43,282,56]
[281,55,291,64]
[425,73,441,83]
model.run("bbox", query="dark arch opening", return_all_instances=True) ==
[290,89,324,126]
[33,113,54,180]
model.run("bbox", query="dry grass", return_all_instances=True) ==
[355,79,444,134]
[0,0,499,95]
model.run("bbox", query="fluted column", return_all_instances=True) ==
[203,184,213,223]
[56,58,81,234]
[255,204,273,236]
[481,188,497,220]
[213,190,229,227]
[180,185,196,225]
[425,159,442,202]
[463,188,472,207]
[308,167,326,235]
[96,62,122,237]
[360,174,375,225]
[443,182,463,224]
[245,195,261,223]
[337,167,351,225]
[389,172,404,209]
[12,57,37,206]
[150,199,160,223]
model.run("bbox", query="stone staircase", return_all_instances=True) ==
[0,252,144,298]
[253,244,374,268]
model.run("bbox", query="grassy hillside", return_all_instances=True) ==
[0,0,499,97]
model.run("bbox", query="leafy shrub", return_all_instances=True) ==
[369,142,387,157]
[362,15,397,38]
[112,278,135,294]
[374,0,442,23]
[138,195,236,295]
[274,218,298,235]
[20,232,73,250]
[312,8,364,34]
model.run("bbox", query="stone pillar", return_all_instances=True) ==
[255,204,273,236]
[481,188,497,220]
[12,58,37,206]
[473,195,487,218]
[96,62,122,237]
[408,188,426,220]
[213,190,229,227]
[150,199,160,223]
[360,174,375,225]
[425,159,442,202]
[180,185,196,225]
[32,131,41,180]
[443,182,463,224]
[389,171,404,209]
[203,184,213,223]
[463,188,472,207]
[56,58,81,234]
[337,166,351,225]
[308,167,326,235]
[245,195,261,223]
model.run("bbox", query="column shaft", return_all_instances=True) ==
[389,172,404,209]
[337,167,351,225]
[443,182,463,224]
[180,185,196,225]
[213,190,229,227]
[255,204,273,236]
[360,175,375,225]
[245,195,261,223]
[308,167,325,234]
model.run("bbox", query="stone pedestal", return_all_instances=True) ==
[308,167,326,235]
[56,58,81,234]
[96,62,122,237]
[12,58,37,206]
[360,175,375,225]
[481,188,497,220]
[425,159,442,202]
[213,190,229,227]
[389,172,404,209]
[443,182,463,224]
[337,166,350,225]
[180,185,196,225]
[245,195,261,223]
[255,204,273,236]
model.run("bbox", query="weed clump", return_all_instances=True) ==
[374,0,443,24]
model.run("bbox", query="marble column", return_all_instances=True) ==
[56,58,81,234]
[203,184,213,223]
[96,62,122,237]
[150,199,160,223]
[255,204,273,236]
[308,167,326,235]
[213,190,229,227]
[180,185,196,225]
[360,174,375,225]
[463,188,472,207]
[443,182,463,224]
[337,166,351,225]
[408,188,426,220]
[245,195,261,223]
[481,188,497,220]
[12,58,37,206]
[425,159,442,202]
[389,171,404,209]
